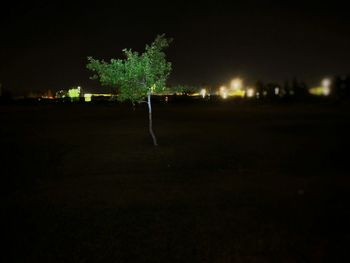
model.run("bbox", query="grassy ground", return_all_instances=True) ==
[2,101,350,262]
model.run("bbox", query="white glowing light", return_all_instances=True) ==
[230,78,243,91]
[321,78,331,88]
[274,87,280,95]
[321,78,331,96]
[246,88,255,98]
[200,88,207,98]
[323,86,331,96]
[219,86,228,99]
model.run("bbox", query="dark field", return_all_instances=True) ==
[2,101,350,262]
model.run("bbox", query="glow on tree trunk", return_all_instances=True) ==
[147,91,158,146]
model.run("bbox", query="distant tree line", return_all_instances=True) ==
[254,78,309,101]
[253,74,350,102]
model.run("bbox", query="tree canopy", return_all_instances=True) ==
[86,34,172,146]
[87,34,172,103]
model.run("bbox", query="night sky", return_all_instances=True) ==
[1,0,350,94]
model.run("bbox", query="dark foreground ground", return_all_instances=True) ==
[2,101,350,262]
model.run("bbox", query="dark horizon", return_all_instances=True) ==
[1,0,350,95]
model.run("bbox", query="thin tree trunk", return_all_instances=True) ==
[147,91,158,146]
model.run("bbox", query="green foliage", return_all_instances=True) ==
[68,87,80,98]
[67,86,81,102]
[87,34,172,103]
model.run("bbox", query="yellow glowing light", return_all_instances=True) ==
[228,89,245,98]
[230,78,243,90]
[84,93,92,102]
[246,88,255,98]
[91,93,112,97]
[309,86,330,96]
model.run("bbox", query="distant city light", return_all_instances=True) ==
[309,78,332,96]
[321,78,331,96]
[55,89,67,99]
[200,88,207,98]
[321,78,331,89]
[246,88,255,98]
[84,93,92,102]
[219,86,228,99]
[274,87,280,95]
[230,78,243,91]
[229,89,245,98]
[323,87,331,96]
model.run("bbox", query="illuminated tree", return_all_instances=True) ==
[68,86,81,102]
[87,35,172,146]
